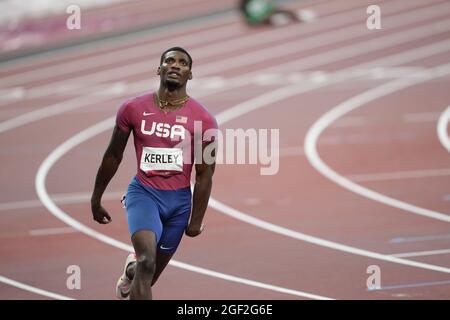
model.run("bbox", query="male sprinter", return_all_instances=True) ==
[90,47,217,300]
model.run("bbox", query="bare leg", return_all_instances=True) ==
[125,250,174,286]
[129,230,157,300]
[151,251,174,286]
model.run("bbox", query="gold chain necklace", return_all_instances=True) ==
[156,91,189,109]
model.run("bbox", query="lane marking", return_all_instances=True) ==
[29,227,78,236]
[390,234,450,244]
[347,168,450,182]
[304,64,450,223]
[390,248,450,258]
[0,275,73,300]
[437,104,450,152]
[368,279,450,291]
[403,112,441,123]
[0,191,123,212]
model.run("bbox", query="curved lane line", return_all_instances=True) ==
[304,64,450,223]
[0,275,73,300]
[437,104,450,152]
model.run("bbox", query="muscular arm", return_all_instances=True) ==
[185,143,216,237]
[91,125,130,224]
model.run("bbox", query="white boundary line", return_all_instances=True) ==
[0,275,73,300]
[347,168,450,182]
[437,104,450,152]
[30,227,78,236]
[390,248,450,258]
[0,191,124,212]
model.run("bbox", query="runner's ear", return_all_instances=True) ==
[157,66,161,75]
[188,71,192,80]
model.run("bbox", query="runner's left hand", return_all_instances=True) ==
[185,223,204,237]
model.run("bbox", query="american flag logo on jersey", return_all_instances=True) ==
[176,115,188,124]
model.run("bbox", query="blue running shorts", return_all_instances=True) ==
[123,176,192,254]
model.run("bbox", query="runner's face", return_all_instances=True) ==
[158,51,192,88]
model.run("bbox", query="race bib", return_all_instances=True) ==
[140,147,183,175]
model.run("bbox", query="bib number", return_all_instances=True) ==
[140,147,183,175]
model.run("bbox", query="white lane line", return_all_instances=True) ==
[2,0,446,106]
[330,116,365,128]
[0,275,73,300]
[0,191,123,212]
[403,112,441,123]
[35,118,331,300]
[0,199,43,211]
[0,88,118,134]
[304,64,450,223]
[437,104,450,152]
[390,248,450,258]
[390,233,450,243]
[368,279,450,291]
[347,168,450,182]
[279,146,305,157]
[29,227,78,236]
[0,0,392,87]
[167,260,332,300]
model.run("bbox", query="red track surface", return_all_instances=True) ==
[0,0,449,300]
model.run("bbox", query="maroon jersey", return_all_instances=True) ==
[116,92,217,190]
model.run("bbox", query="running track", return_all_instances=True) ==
[0,0,449,300]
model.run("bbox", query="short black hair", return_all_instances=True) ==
[160,47,193,69]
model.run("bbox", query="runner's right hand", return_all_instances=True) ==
[91,204,112,224]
